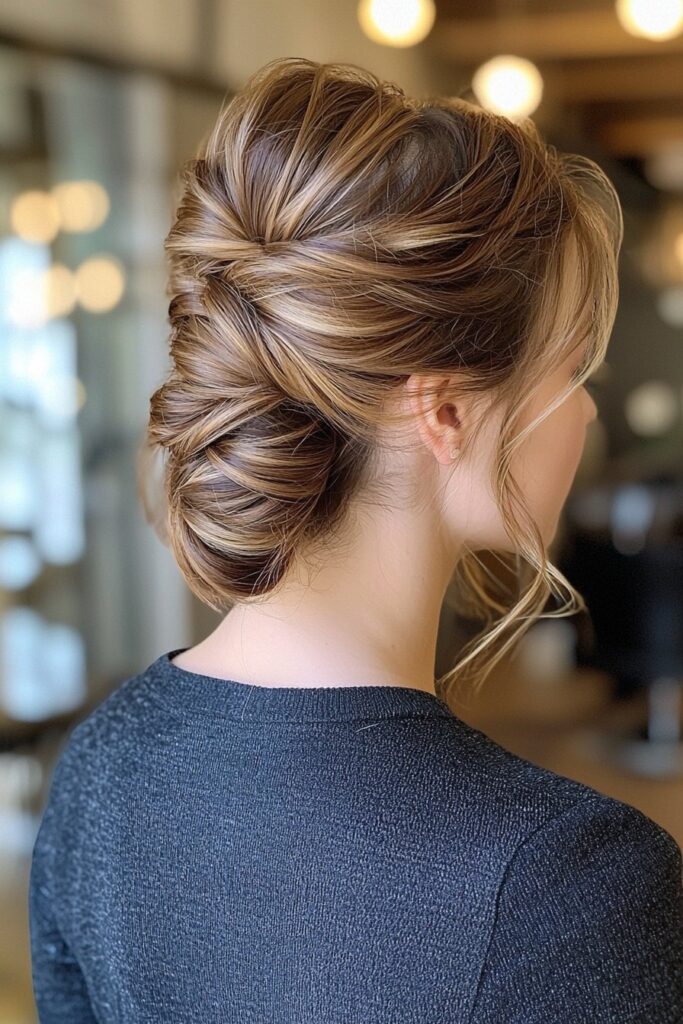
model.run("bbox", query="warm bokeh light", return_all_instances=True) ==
[357,0,436,47]
[637,199,683,288]
[44,263,78,319]
[74,255,126,312]
[9,190,60,244]
[471,54,543,118]
[625,380,679,436]
[674,230,683,267]
[51,180,110,233]
[615,0,683,40]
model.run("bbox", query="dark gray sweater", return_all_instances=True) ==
[29,647,683,1022]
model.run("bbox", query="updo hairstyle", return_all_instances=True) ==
[139,57,622,700]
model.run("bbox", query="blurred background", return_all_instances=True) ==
[1,0,683,1018]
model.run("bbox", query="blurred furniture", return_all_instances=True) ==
[561,476,683,778]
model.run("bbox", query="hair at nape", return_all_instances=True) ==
[137,56,623,706]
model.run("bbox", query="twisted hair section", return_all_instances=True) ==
[138,56,623,701]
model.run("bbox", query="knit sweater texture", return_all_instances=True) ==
[29,646,683,1022]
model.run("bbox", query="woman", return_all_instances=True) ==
[29,57,682,1022]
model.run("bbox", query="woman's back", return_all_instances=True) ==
[29,648,683,1023]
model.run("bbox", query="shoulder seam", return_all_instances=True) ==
[464,792,606,1024]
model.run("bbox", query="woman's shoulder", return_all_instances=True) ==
[515,789,682,880]
[424,713,681,868]
[468,780,683,1022]
[48,656,165,779]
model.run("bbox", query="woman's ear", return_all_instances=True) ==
[403,373,471,466]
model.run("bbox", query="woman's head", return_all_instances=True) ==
[140,56,622,700]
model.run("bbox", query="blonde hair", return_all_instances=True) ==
[138,57,623,706]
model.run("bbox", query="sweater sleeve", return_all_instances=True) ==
[28,741,98,1023]
[467,794,683,1024]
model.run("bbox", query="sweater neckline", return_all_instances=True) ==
[144,647,456,723]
